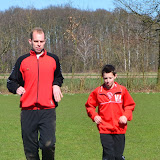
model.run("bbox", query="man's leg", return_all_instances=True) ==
[38,108,56,160]
[113,134,125,160]
[21,110,40,160]
[100,134,115,160]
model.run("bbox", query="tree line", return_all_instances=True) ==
[0,4,159,76]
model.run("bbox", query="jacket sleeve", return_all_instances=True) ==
[122,87,135,121]
[7,58,24,94]
[85,90,99,121]
[52,55,64,87]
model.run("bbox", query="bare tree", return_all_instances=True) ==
[114,0,160,89]
[76,26,94,71]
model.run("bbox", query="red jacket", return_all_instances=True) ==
[7,49,64,109]
[85,82,135,134]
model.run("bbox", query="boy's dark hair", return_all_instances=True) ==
[102,65,116,76]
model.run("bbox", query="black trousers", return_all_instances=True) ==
[21,108,56,160]
[100,134,125,160]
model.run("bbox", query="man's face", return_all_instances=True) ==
[103,72,117,89]
[29,31,46,54]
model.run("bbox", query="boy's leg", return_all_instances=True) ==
[21,110,40,160]
[100,134,115,160]
[113,134,125,160]
[38,108,56,160]
[42,145,55,160]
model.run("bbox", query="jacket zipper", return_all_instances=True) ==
[36,58,39,103]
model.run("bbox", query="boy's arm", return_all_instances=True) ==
[85,90,99,121]
[122,88,135,121]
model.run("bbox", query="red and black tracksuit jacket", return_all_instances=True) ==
[7,49,64,109]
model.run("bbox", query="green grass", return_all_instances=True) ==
[0,95,24,160]
[0,93,160,160]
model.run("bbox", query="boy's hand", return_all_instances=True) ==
[94,115,102,124]
[119,116,127,124]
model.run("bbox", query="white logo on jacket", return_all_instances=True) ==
[107,92,113,99]
[115,95,122,102]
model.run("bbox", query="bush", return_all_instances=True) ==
[0,79,7,93]
[61,77,157,93]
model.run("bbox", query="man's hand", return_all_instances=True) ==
[119,115,127,124]
[94,115,102,124]
[16,86,26,96]
[53,85,63,102]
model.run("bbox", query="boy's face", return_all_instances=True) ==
[103,72,117,89]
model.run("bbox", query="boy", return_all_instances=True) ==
[85,65,135,160]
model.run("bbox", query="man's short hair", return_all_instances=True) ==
[102,64,116,76]
[30,27,45,40]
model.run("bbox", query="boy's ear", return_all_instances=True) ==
[115,74,117,79]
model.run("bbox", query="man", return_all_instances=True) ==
[85,65,135,160]
[7,27,64,160]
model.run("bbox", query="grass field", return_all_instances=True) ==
[0,93,160,160]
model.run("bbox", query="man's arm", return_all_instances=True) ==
[7,58,24,94]
[52,55,64,87]
[52,54,64,102]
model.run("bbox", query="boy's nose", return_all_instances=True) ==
[105,78,109,81]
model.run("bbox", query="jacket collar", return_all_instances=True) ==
[99,82,122,94]
[30,49,47,57]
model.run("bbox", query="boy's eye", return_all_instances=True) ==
[104,77,113,79]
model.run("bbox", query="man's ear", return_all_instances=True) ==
[28,39,32,45]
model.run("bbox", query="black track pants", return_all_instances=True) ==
[100,134,125,160]
[21,108,56,160]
